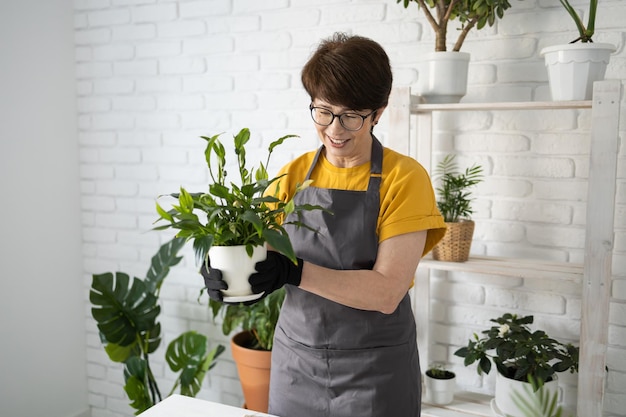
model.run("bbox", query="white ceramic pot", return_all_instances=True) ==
[424,373,456,405]
[417,51,470,104]
[540,43,615,101]
[494,372,560,417]
[208,245,266,299]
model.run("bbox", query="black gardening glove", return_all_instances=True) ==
[200,258,227,303]
[249,251,304,297]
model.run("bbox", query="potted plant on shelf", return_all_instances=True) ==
[454,313,579,417]
[89,238,225,415]
[424,363,457,405]
[394,0,522,103]
[154,127,320,303]
[432,154,483,262]
[208,289,285,413]
[540,0,615,100]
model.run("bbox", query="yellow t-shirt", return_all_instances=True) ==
[270,146,446,256]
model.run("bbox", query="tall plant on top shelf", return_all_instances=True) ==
[394,0,522,103]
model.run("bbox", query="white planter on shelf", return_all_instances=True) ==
[493,372,560,417]
[540,42,615,101]
[424,371,456,405]
[416,51,470,104]
[207,244,266,302]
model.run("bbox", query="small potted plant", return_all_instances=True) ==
[424,363,456,405]
[90,238,225,414]
[540,0,615,100]
[432,154,483,262]
[154,127,320,302]
[394,0,522,102]
[454,313,579,417]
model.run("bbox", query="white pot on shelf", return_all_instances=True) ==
[208,244,266,301]
[416,51,470,104]
[494,372,560,417]
[540,42,615,101]
[424,371,456,405]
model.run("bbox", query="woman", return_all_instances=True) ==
[205,33,446,417]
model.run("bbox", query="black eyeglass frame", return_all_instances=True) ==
[309,104,376,131]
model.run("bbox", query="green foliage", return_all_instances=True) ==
[454,313,579,386]
[434,154,483,222]
[512,375,571,417]
[90,238,225,414]
[426,363,456,379]
[559,0,597,43]
[395,0,522,51]
[209,288,285,351]
[154,128,323,266]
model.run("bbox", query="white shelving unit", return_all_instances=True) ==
[387,80,622,416]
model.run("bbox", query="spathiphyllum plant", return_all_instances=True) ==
[454,313,579,386]
[154,127,322,265]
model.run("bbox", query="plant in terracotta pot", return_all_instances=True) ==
[540,0,615,100]
[432,154,483,262]
[394,0,522,102]
[154,127,321,302]
[454,313,579,417]
[424,363,456,405]
[207,288,285,413]
[89,238,225,415]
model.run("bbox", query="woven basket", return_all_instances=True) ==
[432,220,475,262]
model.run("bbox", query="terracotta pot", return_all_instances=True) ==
[231,331,272,413]
[432,220,475,262]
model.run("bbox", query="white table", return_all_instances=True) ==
[138,395,278,417]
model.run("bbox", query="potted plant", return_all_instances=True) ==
[154,127,320,302]
[454,313,579,417]
[432,154,483,262]
[540,0,615,100]
[394,0,522,103]
[208,288,285,413]
[89,238,225,415]
[424,363,456,405]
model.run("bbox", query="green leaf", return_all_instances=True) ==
[90,272,160,347]
[144,237,185,294]
[166,331,225,397]
[123,357,154,414]
[104,342,136,363]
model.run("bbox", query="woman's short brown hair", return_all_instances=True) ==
[301,33,392,111]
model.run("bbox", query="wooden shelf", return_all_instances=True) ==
[419,256,583,282]
[410,99,592,112]
[388,80,623,416]
[422,391,493,417]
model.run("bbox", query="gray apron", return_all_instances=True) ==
[269,137,421,417]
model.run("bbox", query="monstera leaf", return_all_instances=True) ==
[90,272,160,360]
[123,356,154,414]
[144,237,185,294]
[166,331,225,397]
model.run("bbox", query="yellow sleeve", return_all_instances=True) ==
[378,148,446,256]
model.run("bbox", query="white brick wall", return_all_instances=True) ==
[74,1,626,416]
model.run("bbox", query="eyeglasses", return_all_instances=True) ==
[309,105,375,131]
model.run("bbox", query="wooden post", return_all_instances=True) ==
[577,79,621,416]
